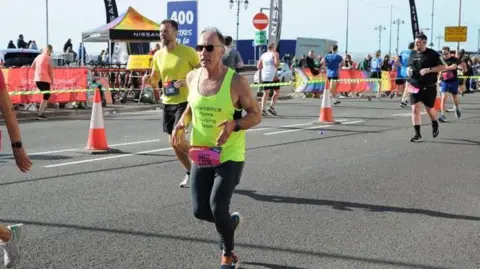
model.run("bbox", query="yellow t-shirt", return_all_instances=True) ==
[152,44,200,105]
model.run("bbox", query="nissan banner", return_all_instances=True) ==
[267,0,282,49]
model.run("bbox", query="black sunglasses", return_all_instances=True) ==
[195,45,223,52]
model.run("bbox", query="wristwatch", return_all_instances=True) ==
[11,141,22,149]
[233,119,241,132]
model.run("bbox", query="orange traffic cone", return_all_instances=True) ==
[85,88,115,154]
[317,87,341,125]
[434,84,442,111]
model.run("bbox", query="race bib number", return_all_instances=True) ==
[442,71,454,80]
[163,81,180,97]
[408,84,420,94]
[189,146,222,168]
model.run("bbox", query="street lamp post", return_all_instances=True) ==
[46,0,49,46]
[345,0,350,54]
[388,4,393,55]
[375,25,386,52]
[457,0,462,52]
[429,0,435,47]
[436,34,444,50]
[393,18,405,55]
[229,0,249,48]
[478,29,480,54]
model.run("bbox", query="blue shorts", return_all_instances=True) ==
[440,81,459,95]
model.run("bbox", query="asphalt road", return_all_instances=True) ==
[1,93,480,269]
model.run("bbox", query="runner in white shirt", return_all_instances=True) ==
[257,43,280,116]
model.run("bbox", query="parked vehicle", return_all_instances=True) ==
[0,49,40,68]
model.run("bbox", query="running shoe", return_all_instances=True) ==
[1,224,26,268]
[220,252,239,269]
[179,174,189,188]
[410,134,423,142]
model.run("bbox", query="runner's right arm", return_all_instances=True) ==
[0,72,32,173]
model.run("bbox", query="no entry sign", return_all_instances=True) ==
[252,12,269,31]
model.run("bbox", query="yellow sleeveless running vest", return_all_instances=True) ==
[188,68,245,163]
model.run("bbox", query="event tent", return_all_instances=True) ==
[81,6,160,43]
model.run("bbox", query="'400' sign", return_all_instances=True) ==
[167,1,198,48]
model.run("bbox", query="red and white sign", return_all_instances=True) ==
[252,12,269,30]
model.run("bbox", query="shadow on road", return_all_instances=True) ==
[0,154,73,161]
[423,138,480,146]
[234,190,480,222]
[0,158,178,187]
[0,218,454,269]
[241,261,306,269]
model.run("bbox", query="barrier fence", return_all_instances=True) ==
[2,67,480,101]
[1,67,88,104]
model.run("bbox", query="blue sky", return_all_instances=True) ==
[2,0,479,56]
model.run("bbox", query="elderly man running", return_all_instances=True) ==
[172,27,261,269]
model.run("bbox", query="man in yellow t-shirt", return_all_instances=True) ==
[150,19,200,188]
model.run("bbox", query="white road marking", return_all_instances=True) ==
[264,124,334,135]
[247,127,271,132]
[263,120,365,135]
[105,110,161,116]
[43,147,172,168]
[391,112,426,117]
[0,139,161,159]
[341,120,365,125]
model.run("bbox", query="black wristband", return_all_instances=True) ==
[234,119,241,132]
[11,141,22,148]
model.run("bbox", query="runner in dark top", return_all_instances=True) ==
[406,33,447,142]
[438,46,461,122]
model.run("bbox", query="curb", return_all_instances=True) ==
[8,104,162,122]
[4,95,293,122]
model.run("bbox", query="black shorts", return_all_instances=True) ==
[261,81,279,91]
[328,76,339,82]
[410,84,437,108]
[370,71,381,79]
[163,102,188,135]
[36,81,51,100]
[395,78,406,85]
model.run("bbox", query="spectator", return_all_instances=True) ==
[63,39,72,53]
[17,35,28,49]
[7,40,16,49]
[29,41,38,50]
[77,43,87,64]
[222,36,244,72]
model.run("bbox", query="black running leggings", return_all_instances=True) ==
[191,161,244,254]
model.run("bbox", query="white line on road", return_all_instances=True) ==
[391,112,426,117]
[247,127,271,132]
[43,147,172,168]
[341,120,365,125]
[0,139,161,159]
[264,124,334,135]
[263,120,365,135]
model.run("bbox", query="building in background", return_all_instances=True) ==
[295,37,337,59]
[235,37,338,65]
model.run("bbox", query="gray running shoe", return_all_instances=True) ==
[2,224,26,268]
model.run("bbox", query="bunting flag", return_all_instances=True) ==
[267,0,282,50]
[408,0,420,39]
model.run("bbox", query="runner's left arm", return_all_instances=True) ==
[233,75,262,130]
[428,51,447,73]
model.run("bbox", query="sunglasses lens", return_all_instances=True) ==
[195,45,215,52]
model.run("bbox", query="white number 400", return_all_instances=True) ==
[170,11,194,25]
